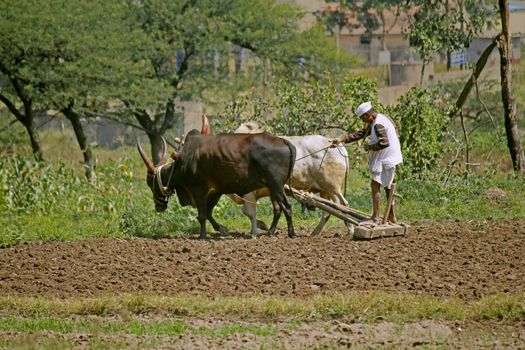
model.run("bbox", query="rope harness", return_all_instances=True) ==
[154,163,176,202]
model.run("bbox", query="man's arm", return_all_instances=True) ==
[366,123,389,151]
[340,126,370,143]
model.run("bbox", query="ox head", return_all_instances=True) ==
[138,116,210,212]
[137,136,171,212]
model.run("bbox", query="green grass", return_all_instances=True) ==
[0,293,523,348]
[1,117,525,247]
[1,293,523,322]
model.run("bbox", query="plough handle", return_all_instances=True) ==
[382,183,396,225]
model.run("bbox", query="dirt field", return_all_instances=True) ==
[1,218,524,349]
[1,218,524,299]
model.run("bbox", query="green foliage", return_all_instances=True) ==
[119,204,198,239]
[321,0,408,37]
[216,73,379,135]
[388,87,450,177]
[0,153,189,246]
[0,0,170,111]
[0,156,78,214]
[406,0,493,65]
[399,173,525,220]
[128,0,359,118]
[272,74,378,135]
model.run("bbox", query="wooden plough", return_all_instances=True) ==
[285,184,409,240]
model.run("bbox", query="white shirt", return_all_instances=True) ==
[368,113,403,172]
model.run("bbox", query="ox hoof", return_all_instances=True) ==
[217,226,228,235]
[256,220,269,231]
[310,229,321,237]
[288,231,296,238]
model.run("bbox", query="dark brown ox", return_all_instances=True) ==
[137,118,297,239]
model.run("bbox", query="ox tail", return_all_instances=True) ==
[282,138,296,201]
[282,138,296,183]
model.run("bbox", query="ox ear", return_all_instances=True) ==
[171,151,181,160]
[137,140,155,173]
[201,114,211,135]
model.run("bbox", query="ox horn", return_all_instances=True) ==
[137,140,155,172]
[201,114,210,135]
[157,136,169,166]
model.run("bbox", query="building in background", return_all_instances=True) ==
[293,0,524,86]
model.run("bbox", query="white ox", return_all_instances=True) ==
[232,122,350,236]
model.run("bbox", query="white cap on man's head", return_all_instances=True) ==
[355,101,372,117]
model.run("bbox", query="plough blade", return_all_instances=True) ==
[353,222,409,240]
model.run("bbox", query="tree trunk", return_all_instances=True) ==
[135,111,164,164]
[420,62,426,86]
[146,132,166,165]
[4,78,45,162]
[63,107,95,180]
[22,113,44,163]
[134,99,178,164]
[498,0,525,172]
[446,0,451,71]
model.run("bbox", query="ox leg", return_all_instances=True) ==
[196,200,208,240]
[206,195,228,235]
[267,196,282,237]
[335,193,354,235]
[311,210,330,236]
[311,192,335,236]
[280,195,295,238]
[242,193,266,237]
[311,193,353,236]
[267,191,295,238]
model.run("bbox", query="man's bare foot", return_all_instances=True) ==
[388,216,397,224]
[370,216,381,224]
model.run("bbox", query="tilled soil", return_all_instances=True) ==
[0,218,524,299]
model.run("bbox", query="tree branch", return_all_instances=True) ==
[0,92,25,122]
[452,35,500,117]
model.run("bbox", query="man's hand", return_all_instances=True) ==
[329,138,341,148]
[363,143,371,151]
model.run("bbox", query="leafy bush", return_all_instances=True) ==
[215,73,379,136]
[388,87,450,178]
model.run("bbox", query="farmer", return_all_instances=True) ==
[331,101,403,223]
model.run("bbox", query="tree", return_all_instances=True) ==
[320,1,491,84]
[0,0,170,175]
[405,0,491,84]
[126,0,359,163]
[216,73,379,136]
[447,0,524,172]
[1,0,358,166]
[497,0,525,172]
[320,0,409,51]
